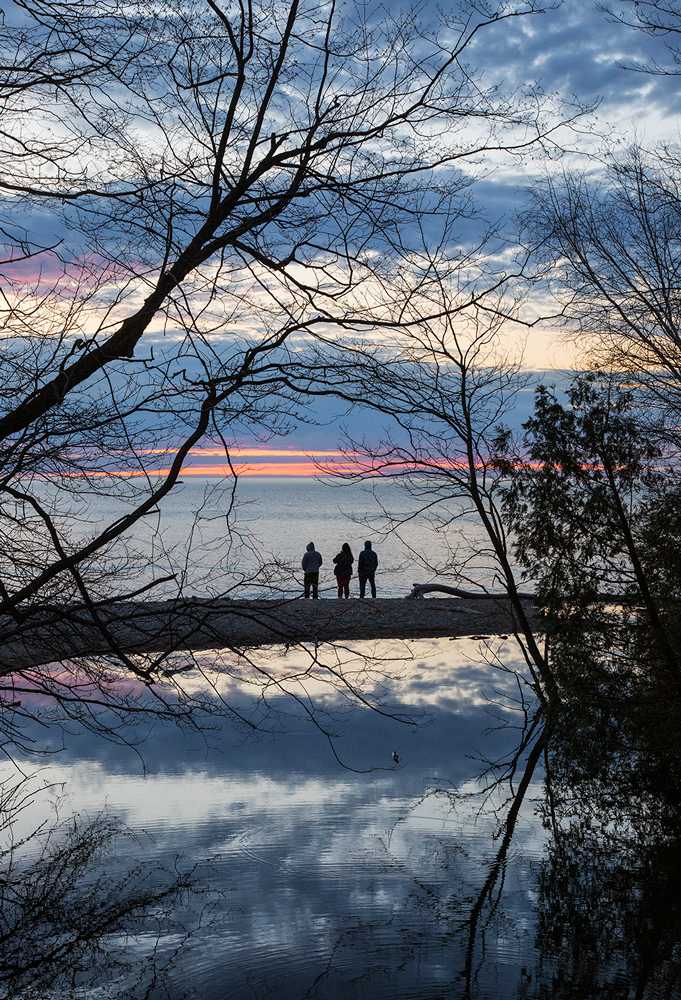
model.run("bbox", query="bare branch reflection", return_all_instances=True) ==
[0,772,218,999]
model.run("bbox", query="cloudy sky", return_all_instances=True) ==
[472,0,681,145]
[213,0,681,473]
[9,0,681,476]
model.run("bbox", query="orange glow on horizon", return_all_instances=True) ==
[189,446,357,458]
[73,461,361,478]
[178,462,359,476]
[44,453,555,480]
[134,446,358,459]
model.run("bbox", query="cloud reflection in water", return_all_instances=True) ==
[11,638,547,998]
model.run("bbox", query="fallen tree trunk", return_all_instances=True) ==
[406,584,536,600]
[406,583,640,603]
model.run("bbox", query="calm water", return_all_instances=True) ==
[5,478,679,998]
[14,637,547,1000]
[63,476,498,599]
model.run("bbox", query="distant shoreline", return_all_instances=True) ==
[0,597,538,667]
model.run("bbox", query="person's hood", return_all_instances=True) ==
[306,542,315,551]
[364,541,372,549]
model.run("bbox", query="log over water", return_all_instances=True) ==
[406,583,536,600]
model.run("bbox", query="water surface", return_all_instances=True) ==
[13,637,548,999]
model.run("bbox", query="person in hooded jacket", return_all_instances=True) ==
[332,542,353,599]
[301,542,323,599]
[358,540,378,598]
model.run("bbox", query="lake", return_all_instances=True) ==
[13,636,548,999]
[4,477,679,998]
[62,475,500,600]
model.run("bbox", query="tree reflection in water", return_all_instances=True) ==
[535,700,681,996]
[0,773,214,999]
[457,630,681,1000]
[293,637,681,999]
[5,634,681,998]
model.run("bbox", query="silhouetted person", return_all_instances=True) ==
[301,542,322,599]
[333,542,353,599]
[358,539,378,598]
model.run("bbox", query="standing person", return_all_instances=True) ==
[358,540,378,598]
[332,542,353,599]
[301,542,323,599]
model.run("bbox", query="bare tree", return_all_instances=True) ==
[287,268,553,698]
[0,0,579,741]
[0,0,570,438]
[516,144,681,638]
[521,146,681,426]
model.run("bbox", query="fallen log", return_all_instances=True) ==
[406,583,536,600]
[406,583,641,603]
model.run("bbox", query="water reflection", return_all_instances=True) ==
[531,697,681,999]
[0,773,216,999]
[4,636,681,998]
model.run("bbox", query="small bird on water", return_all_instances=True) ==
[392,750,399,764]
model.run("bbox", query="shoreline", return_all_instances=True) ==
[1,597,537,667]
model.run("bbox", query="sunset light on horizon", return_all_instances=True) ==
[118,446,363,476]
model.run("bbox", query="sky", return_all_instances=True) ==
[8,0,681,477]
[180,0,681,476]
[134,379,551,476]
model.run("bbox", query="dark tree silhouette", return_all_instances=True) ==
[0,0,579,743]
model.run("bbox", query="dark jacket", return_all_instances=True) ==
[302,542,323,572]
[358,542,378,574]
[333,551,353,578]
